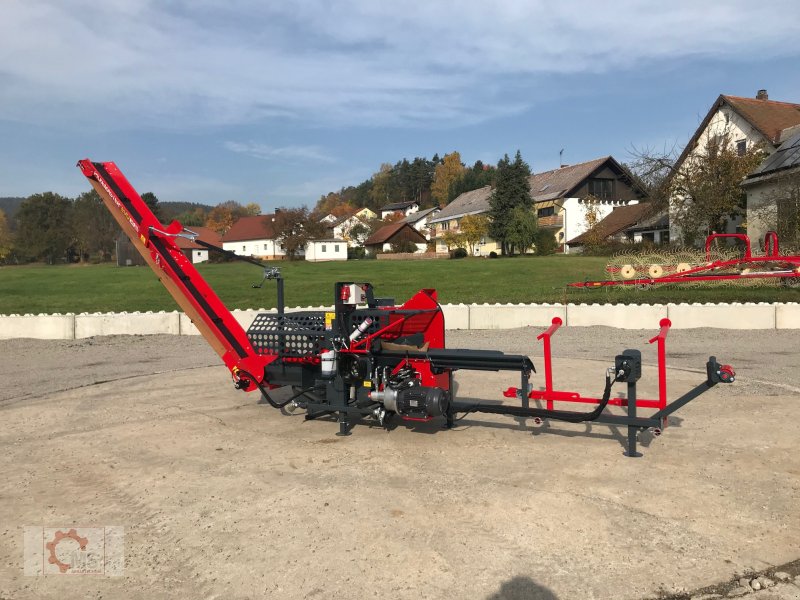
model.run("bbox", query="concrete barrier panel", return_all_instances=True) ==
[441,304,469,330]
[230,309,262,331]
[667,303,775,329]
[179,313,201,336]
[285,305,333,314]
[776,303,800,329]
[0,314,75,340]
[566,303,668,329]
[469,304,566,329]
[75,311,180,338]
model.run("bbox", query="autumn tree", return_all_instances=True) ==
[448,160,496,202]
[273,207,326,259]
[0,209,12,261]
[431,152,465,206]
[14,192,73,263]
[205,200,255,234]
[244,202,262,216]
[441,229,466,251]
[579,195,606,252]
[382,212,405,225]
[489,151,533,255]
[369,164,393,209]
[671,136,764,244]
[459,214,489,255]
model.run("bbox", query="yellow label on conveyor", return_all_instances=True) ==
[325,312,335,329]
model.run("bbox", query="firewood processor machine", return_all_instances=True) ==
[77,159,736,457]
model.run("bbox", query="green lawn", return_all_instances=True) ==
[1,256,798,314]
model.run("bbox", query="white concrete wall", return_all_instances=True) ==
[566,303,668,328]
[3,303,800,339]
[469,304,567,329]
[305,241,347,262]
[75,311,180,338]
[0,314,75,340]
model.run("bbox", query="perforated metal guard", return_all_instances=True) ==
[247,311,327,358]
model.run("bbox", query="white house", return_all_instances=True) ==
[669,90,800,242]
[305,240,348,262]
[222,214,289,258]
[328,214,370,246]
[428,156,644,254]
[174,226,222,264]
[380,200,419,219]
[402,206,440,240]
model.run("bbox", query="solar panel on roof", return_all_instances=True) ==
[749,130,800,176]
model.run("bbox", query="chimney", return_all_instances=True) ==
[756,89,768,100]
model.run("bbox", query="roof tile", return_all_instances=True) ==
[222,215,277,242]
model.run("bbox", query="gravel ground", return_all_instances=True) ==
[0,327,798,599]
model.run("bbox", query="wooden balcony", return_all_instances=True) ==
[538,215,564,229]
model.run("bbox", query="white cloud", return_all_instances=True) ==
[224,141,336,163]
[0,0,798,130]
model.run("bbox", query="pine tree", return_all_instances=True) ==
[488,150,532,255]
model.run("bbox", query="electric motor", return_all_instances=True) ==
[370,383,449,420]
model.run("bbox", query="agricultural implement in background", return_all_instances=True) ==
[77,159,735,457]
[569,232,800,289]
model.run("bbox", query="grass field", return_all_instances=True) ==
[2,256,799,314]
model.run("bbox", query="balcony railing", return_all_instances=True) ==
[538,215,564,228]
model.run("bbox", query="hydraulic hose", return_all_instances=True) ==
[235,368,297,409]
[539,374,616,423]
[455,373,619,423]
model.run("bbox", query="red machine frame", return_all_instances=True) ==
[570,232,800,289]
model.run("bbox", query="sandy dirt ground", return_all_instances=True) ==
[1,327,799,599]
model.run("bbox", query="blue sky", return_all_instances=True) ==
[2,0,800,211]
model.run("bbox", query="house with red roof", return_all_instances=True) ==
[174,226,223,264]
[222,214,287,258]
[670,90,800,241]
[222,214,348,261]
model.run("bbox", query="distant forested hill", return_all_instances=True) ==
[160,201,214,223]
[0,197,24,217]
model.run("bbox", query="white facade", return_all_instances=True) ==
[305,240,348,262]
[380,202,419,219]
[190,249,209,264]
[331,216,369,246]
[560,198,638,253]
[223,239,289,258]
[405,208,440,240]
[670,104,770,242]
[374,241,427,253]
